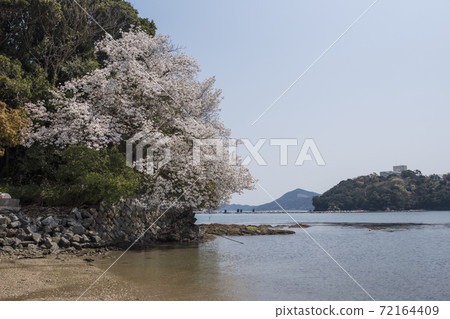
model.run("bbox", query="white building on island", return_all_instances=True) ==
[393,165,407,173]
[380,165,407,177]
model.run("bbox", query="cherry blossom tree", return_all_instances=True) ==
[25,29,254,208]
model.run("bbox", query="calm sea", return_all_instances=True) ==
[97,211,450,300]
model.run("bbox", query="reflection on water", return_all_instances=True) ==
[96,242,248,300]
[97,211,450,300]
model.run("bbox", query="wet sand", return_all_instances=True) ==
[0,253,140,301]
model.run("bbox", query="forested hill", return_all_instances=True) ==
[313,170,450,211]
[220,188,319,211]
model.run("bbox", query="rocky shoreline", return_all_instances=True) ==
[199,223,298,237]
[0,200,200,259]
[1,202,309,259]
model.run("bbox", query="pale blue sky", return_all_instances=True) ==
[131,0,450,205]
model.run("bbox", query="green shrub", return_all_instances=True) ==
[1,183,42,203]
[0,145,142,206]
[46,145,142,206]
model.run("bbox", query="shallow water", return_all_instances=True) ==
[96,211,450,300]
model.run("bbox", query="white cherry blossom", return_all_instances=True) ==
[25,29,254,208]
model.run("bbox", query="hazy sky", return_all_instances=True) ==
[130,0,450,205]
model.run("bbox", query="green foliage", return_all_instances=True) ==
[46,145,142,205]
[0,54,51,109]
[1,145,142,206]
[0,55,31,108]
[313,171,450,211]
[1,183,42,204]
[0,0,155,207]
[0,0,156,86]
[58,50,100,84]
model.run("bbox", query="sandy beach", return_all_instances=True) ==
[0,252,139,301]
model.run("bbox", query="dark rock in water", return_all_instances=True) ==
[287,224,311,228]
[199,223,296,236]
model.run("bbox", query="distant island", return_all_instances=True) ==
[313,169,450,211]
[219,188,320,212]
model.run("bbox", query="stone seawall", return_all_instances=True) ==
[0,200,199,255]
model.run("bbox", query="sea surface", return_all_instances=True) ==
[96,211,450,300]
